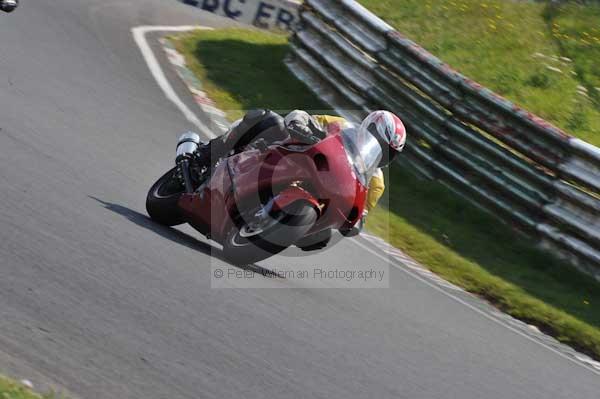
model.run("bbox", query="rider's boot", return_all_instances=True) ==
[195,138,227,173]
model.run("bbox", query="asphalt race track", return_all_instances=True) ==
[0,1,599,398]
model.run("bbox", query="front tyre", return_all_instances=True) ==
[223,202,318,265]
[146,167,185,226]
[295,229,332,251]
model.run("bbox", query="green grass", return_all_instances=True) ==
[171,29,327,121]
[368,165,600,357]
[544,2,600,107]
[359,0,600,145]
[173,28,600,360]
[0,375,55,399]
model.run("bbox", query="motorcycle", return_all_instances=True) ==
[146,123,382,265]
[0,0,18,13]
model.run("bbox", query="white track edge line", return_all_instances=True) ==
[131,25,216,139]
[355,240,600,375]
[353,237,600,376]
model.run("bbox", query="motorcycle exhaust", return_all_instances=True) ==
[176,132,201,159]
[176,132,201,193]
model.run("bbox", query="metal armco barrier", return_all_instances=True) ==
[285,0,600,279]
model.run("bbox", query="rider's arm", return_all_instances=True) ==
[284,110,320,130]
[284,110,346,133]
[312,115,347,131]
[366,169,385,213]
[284,110,326,143]
[284,111,347,134]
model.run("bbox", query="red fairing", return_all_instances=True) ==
[271,186,321,214]
[178,132,367,243]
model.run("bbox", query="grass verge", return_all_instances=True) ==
[368,166,600,358]
[172,28,600,360]
[171,28,327,121]
[543,2,600,107]
[0,375,53,399]
[359,0,600,146]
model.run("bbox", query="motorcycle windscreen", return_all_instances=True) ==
[340,127,382,187]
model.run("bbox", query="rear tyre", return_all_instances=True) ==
[146,167,185,226]
[223,202,318,265]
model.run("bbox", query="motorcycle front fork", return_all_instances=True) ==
[178,158,195,193]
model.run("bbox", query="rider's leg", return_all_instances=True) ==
[222,109,287,151]
[196,109,287,169]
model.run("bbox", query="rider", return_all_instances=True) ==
[196,109,406,244]
[0,0,18,13]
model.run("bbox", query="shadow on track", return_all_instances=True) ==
[88,196,280,277]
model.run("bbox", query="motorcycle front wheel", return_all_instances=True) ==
[146,167,185,226]
[223,201,318,265]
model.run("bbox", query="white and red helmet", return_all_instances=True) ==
[358,110,407,167]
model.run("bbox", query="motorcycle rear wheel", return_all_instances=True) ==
[223,202,318,265]
[146,167,185,226]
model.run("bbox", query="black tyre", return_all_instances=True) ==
[223,202,318,265]
[295,229,332,251]
[146,167,185,226]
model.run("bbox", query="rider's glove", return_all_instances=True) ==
[287,121,320,144]
[284,110,326,144]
